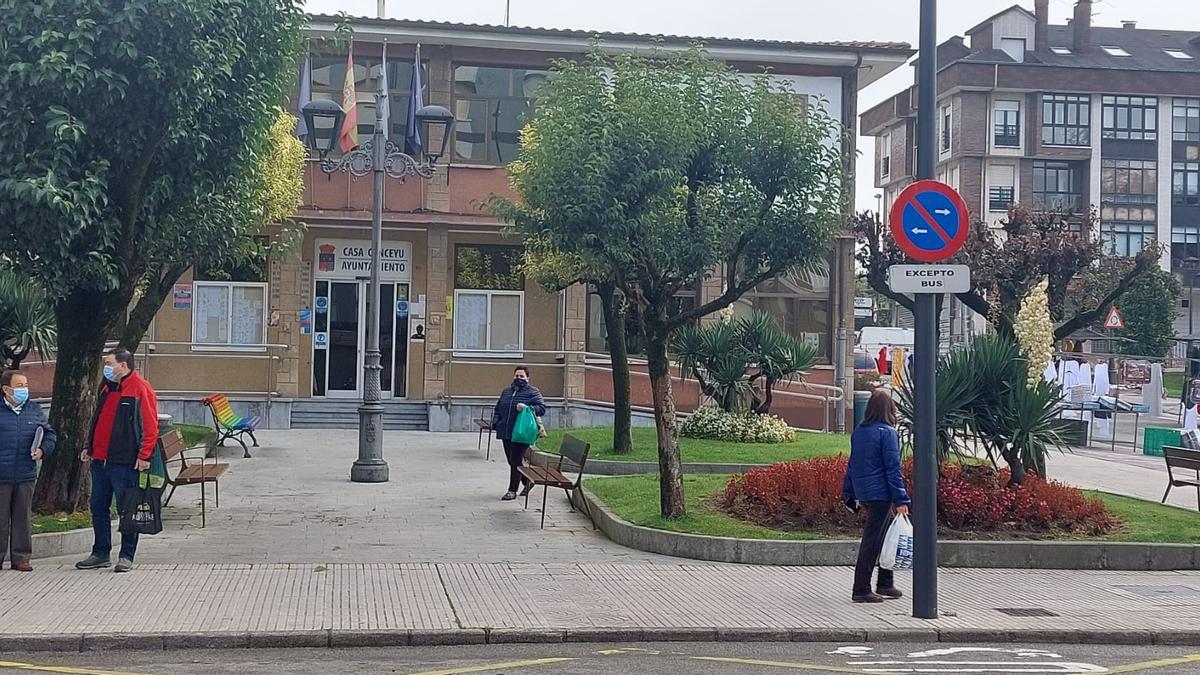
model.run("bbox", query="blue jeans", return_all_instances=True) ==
[90,461,140,561]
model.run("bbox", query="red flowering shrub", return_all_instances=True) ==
[722,457,1117,537]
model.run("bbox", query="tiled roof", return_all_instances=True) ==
[958,25,1200,73]
[307,14,913,54]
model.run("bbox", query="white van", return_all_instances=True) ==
[857,326,915,355]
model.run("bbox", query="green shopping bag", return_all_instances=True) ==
[511,406,539,445]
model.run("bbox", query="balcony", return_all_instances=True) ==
[993,124,1020,148]
[1033,193,1084,214]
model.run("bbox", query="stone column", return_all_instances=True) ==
[424,45,453,213]
[267,250,309,399]
[699,264,727,325]
[563,284,588,399]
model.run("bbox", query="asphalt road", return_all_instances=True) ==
[3,642,1200,674]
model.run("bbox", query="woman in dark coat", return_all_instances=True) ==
[842,389,910,603]
[491,365,547,501]
[0,370,56,571]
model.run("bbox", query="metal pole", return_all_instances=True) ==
[351,73,390,483]
[913,0,939,620]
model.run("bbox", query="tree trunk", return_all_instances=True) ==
[120,264,187,351]
[32,290,115,514]
[599,283,633,455]
[644,318,686,519]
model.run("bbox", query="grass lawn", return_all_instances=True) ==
[175,423,214,447]
[540,426,849,465]
[585,474,1200,544]
[31,511,92,534]
[1164,371,1185,399]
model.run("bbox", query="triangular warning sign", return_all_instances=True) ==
[1104,306,1125,329]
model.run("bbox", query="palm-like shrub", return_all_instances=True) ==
[0,267,56,369]
[673,311,816,414]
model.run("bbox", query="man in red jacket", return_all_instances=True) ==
[75,348,158,573]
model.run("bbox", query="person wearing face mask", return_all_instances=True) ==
[0,369,56,572]
[75,349,159,573]
[490,366,547,501]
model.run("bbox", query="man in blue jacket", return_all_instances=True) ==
[0,370,56,572]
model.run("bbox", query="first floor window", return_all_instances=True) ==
[993,101,1021,147]
[585,286,696,355]
[731,270,831,360]
[1174,161,1200,206]
[193,282,267,347]
[1041,93,1091,146]
[1101,222,1156,257]
[453,290,524,353]
[1172,224,1200,267]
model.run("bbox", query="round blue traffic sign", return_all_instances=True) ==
[889,180,970,263]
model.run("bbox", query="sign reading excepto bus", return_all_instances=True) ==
[887,264,971,294]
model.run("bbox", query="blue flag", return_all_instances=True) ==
[297,52,312,141]
[379,41,390,141]
[405,44,423,157]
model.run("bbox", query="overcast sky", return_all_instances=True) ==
[306,0,1195,212]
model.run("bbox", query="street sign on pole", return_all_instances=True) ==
[888,265,971,294]
[889,180,970,263]
[912,0,940,621]
[1104,306,1125,329]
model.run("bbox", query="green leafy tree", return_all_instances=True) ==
[0,0,305,512]
[492,48,846,518]
[0,268,57,369]
[1111,267,1181,357]
[520,238,636,455]
[854,206,1159,339]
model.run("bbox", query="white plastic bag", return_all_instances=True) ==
[878,514,914,571]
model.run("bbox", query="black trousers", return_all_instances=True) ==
[502,439,532,492]
[853,501,896,596]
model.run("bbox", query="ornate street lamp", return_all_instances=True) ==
[300,70,455,484]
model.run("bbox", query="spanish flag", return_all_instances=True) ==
[339,44,359,152]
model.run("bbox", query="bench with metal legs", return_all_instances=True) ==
[517,434,591,529]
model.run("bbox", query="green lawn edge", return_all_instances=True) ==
[584,474,1200,544]
[540,426,849,465]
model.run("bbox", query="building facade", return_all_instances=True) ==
[128,16,911,431]
[862,1,1200,340]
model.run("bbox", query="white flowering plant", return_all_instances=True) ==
[1013,277,1054,390]
[680,405,796,444]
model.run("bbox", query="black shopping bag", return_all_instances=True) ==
[119,472,163,535]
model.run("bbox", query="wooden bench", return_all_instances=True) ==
[1162,445,1200,511]
[202,393,260,459]
[158,428,227,528]
[474,406,494,460]
[517,434,591,529]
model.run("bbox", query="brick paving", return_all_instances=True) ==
[1,564,1199,643]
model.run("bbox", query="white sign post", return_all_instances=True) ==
[888,264,971,294]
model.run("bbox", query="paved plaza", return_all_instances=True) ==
[6,429,1197,651]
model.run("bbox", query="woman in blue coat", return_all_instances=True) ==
[0,370,56,571]
[491,366,547,501]
[842,389,910,603]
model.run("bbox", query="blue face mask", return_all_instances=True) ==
[103,365,118,382]
[10,388,28,405]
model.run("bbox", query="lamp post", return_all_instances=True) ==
[302,72,454,483]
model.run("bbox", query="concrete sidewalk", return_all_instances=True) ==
[1,563,1199,651]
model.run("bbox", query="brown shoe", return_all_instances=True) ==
[852,592,886,603]
[12,561,32,572]
[876,587,903,599]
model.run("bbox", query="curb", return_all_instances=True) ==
[1,627,1197,653]
[32,527,94,561]
[530,449,769,476]
[574,488,1200,570]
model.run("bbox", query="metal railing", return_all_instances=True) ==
[431,348,845,432]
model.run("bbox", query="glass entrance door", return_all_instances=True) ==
[313,280,410,399]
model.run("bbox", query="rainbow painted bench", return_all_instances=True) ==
[201,393,260,459]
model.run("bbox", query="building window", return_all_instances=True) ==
[453,244,524,353]
[192,282,267,348]
[1101,222,1155,257]
[1100,46,1132,57]
[1000,38,1026,62]
[732,270,831,360]
[1175,161,1200,207]
[1041,93,1090,146]
[1101,159,1158,225]
[1174,98,1200,142]
[453,65,549,164]
[880,132,891,179]
[309,52,429,150]
[1172,224,1200,267]
[585,287,696,355]
[1102,95,1158,141]
[1165,49,1195,60]
[993,100,1021,147]
[1050,47,1073,55]
[940,104,952,152]
[1033,160,1084,212]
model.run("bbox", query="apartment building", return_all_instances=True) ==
[862,1,1200,338]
